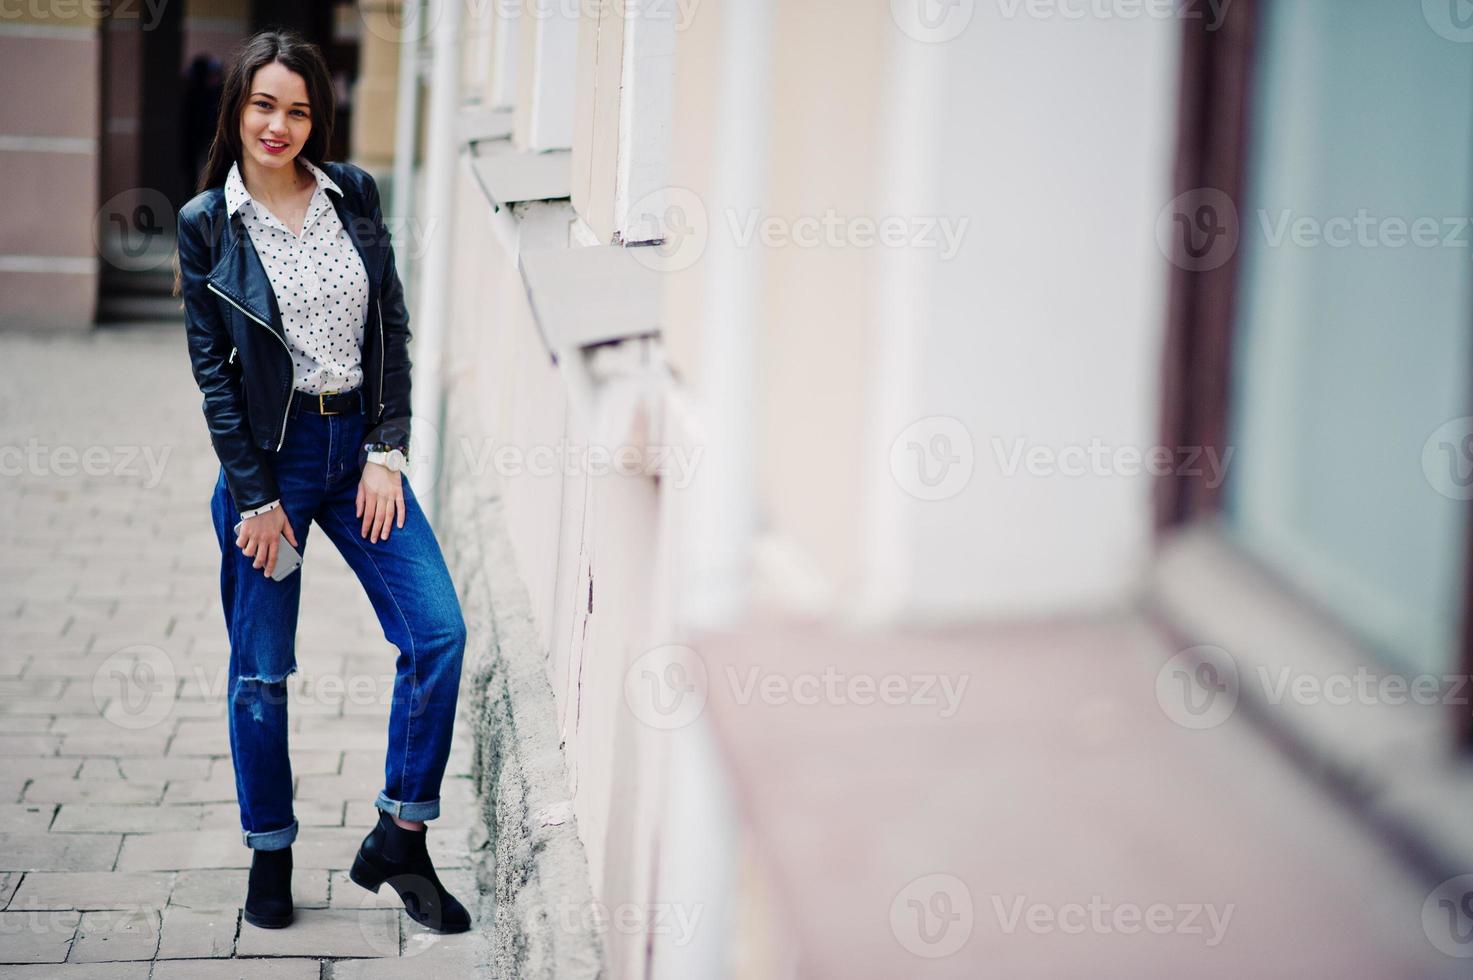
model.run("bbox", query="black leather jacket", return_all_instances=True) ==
[177,160,412,512]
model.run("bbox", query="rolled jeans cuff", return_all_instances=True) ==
[242,817,298,850]
[375,789,440,821]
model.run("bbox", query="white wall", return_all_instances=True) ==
[861,11,1182,621]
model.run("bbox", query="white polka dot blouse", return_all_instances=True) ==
[224,159,370,399]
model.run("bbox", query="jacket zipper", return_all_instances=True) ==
[376,297,385,421]
[207,281,294,451]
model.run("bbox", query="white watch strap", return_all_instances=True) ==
[239,499,281,521]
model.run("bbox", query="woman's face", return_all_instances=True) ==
[238,61,312,172]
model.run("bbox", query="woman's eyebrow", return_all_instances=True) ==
[249,92,311,108]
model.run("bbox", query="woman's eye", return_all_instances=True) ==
[254,101,271,109]
[292,110,308,118]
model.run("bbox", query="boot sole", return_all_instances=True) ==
[349,849,471,934]
[243,908,294,929]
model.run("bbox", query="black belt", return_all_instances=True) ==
[295,387,364,415]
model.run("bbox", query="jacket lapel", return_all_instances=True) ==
[204,167,383,344]
[206,211,288,344]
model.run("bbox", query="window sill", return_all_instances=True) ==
[1149,522,1473,878]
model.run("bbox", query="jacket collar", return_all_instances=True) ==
[224,158,343,219]
[206,159,384,341]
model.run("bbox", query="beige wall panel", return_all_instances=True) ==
[0,150,99,257]
[658,0,723,386]
[0,271,98,332]
[0,33,101,139]
[755,0,892,591]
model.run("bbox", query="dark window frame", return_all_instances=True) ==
[1153,0,1473,745]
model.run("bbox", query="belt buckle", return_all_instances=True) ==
[318,388,339,415]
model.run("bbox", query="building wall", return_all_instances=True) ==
[425,1,1183,974]
[0,15,103,331]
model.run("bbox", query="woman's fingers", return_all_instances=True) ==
[373,495,391,543]
[263,534,278,578]
[282,516,298,549]
[396,493,405,529]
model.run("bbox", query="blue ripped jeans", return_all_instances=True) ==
[209,388,467,850]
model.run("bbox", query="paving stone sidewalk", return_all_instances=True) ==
[0,321,490,977]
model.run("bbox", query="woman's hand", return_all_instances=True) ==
[237,507,298,578]
[357,461,405,543]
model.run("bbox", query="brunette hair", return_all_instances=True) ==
[196,29,336,193]
[174,29,336,297]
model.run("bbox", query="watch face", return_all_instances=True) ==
[387,449,407,471]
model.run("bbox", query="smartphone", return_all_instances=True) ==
[233,519,303,581]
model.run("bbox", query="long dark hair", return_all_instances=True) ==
[174,30,335,297]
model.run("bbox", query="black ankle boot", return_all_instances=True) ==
[350,809,470,933]
[243,845,294,929]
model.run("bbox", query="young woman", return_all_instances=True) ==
[174,30,470,933]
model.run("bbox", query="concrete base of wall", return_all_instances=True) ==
[440,385,605,980]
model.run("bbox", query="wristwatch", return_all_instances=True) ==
[364,442,408,473]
